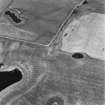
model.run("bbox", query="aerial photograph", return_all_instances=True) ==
[0,0,104,105]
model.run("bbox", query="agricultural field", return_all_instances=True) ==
[0,0,104,105]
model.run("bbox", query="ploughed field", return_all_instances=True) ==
[0,0,104,105]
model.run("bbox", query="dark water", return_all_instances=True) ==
[4,8,24,25]
[0,68,23,91]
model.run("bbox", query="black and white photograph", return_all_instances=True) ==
[0,0,104,105]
